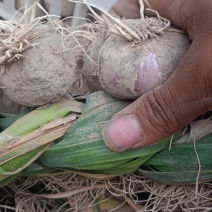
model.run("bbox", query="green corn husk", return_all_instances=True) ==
[0,98,84,183]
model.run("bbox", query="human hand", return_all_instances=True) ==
[102,0,212,152]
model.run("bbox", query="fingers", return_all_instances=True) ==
[145,0,187,29]
[111,0,194,33]
[110,0,141,19]
[102,39,212,152]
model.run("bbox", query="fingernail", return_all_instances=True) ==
[102,115,144,151]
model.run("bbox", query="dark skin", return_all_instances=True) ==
[102,0,212,152]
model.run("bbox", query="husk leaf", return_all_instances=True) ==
[0,98,83,183]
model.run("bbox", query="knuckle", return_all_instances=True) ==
[180,0,212,37]
[178,39,212,111]
[179,1,194,30]
[112,0,140,19]
[136,90,181,135]
[191,50,212,109]
[202,72,212,109]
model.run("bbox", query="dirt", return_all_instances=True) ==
[83,30,105,92]
[0,90,20,113]
[0,34,77,107]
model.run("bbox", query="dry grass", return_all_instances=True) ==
[1,172,212,212]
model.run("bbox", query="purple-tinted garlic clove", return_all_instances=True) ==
[134,53,161,95]
[109,70,120,87]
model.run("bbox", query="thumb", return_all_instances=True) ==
[102,40,212,152]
